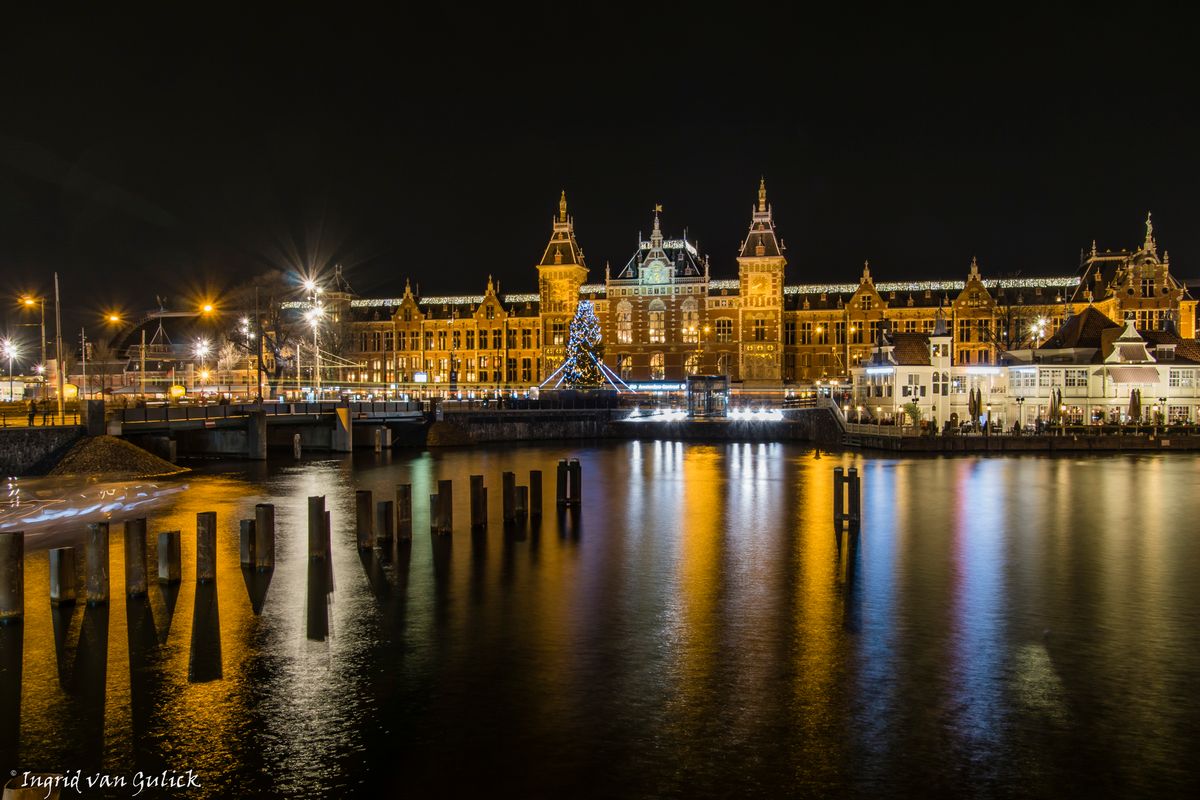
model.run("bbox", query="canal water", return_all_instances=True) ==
[2,443,1199,798]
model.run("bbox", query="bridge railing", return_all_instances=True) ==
[114,400,424,424]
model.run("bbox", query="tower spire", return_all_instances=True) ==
[758,176,767,213]
[559,190,568,223]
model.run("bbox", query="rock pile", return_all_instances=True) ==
[47,435,187,478]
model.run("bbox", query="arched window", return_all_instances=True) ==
[648,300,666,344]
[650,352,665,380]
[618,353,632,380]
[685,352,701,375]
[616,300,633,344]
[681,298,699,343]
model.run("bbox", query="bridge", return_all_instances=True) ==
[110,400,426,459]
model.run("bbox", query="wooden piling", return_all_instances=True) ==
[239,519,257,567]
[50,546,76,606]
[376,500,395,546]
[529,470,542,518]
[516,486,528,519]
[255,503,276,570]
[308,496,327,559]
[293,432,302,459]
[556,460,568,507]
[438,479,453,533]
[847,467,861,524]
[86,522,110,604]
[196,511,217,583]
[502,471,516,521]
[374,428,383,453]
[157,531,181,584]
[124,517,149,597]
[470,475,486,529]
[0,532,23,623]
[833,467,845,526]
[568,459,582,507]
[356,489,375,550]
[396,484,412,540]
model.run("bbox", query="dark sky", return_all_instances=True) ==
[2,6,1197,333]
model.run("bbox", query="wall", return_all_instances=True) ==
[0,427,86,475]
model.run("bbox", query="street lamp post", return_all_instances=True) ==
[2,340,17,402]
[20,296,46,385]
[1016,396,1025,434]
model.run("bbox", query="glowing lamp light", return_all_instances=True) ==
[201,303,215,314]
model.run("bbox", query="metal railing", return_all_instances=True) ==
[0,411,84,428]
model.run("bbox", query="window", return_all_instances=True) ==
[506,328,517,349]
[521,358,532,383]
[1170,369,1194,388]
[437,330,447,350]
[648,300,666,344]
[850,322,863,345]
[784,320,796,346]
[957,319,973,343]
[486,304,496,320]
[1141,278,1155,298]
[452,330,461,350]
[685,352,700,375]
[815,323,828,345]
[383,331,394,351]
[618,354,632,380]
[521,328,531,349]
[402,308,413,322]
[715,318,733,343]
[860,296,873,311]
[650,352,665,380]
[492,329,503,350]
[753,318,768,342]
[1065,368,1087,387]
[681,298,699,343]
[506,358,517,382]
[424,331,434,350]
[410,331,421,350]
[551,321,566,346]
[466,330,475,349]
[834,322,845,345]
[615,300,633,344]
[799,321,812,345]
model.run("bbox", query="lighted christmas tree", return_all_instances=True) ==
[562,300,605,388]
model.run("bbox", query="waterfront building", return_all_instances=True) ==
[336,184,1195,396]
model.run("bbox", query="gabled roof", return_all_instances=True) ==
[1040,306,1119,350]
[738,178,784,259]
[614,211,705,281]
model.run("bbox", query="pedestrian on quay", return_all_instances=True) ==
[27,399,36,426]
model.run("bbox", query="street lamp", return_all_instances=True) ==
[194,337,211,392]
[1016,396,1025,433]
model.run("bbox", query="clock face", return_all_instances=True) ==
[751,275,769,294]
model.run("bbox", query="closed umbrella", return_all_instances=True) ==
[1128,388,1140,423]
[1049,390,1060,424]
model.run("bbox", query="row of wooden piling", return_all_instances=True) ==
[0,460,589,623]
[0,506,278,623]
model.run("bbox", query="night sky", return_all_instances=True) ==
[2,7,1197,331]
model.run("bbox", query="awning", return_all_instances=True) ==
[1097,366,1161,383]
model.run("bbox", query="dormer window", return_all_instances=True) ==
[1158,345,1176,361]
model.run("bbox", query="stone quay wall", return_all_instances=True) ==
[0,427,86,475]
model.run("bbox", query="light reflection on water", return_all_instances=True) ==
[1,445,1199,798]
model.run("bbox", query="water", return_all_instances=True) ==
[2,443,1199,798]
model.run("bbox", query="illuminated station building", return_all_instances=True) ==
[341,183,1200,421]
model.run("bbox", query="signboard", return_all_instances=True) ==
[413,372,429,383]
[169,384,187,399]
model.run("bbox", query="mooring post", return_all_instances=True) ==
[556,460,568,507]
[470,475,485,529]
[396,484,413,540]
[516,486,529,519]
[158,531,181,584]
[86,521,110,604]
[438,479,453,533]
[255,503,276,570]
[356,489,375,550]
[502,471,516,521]
[529,470,542,518]
[833,467,845,527]
[50,546,77,606]
[239,519,257,567]
[376,500,395,546]
[0,532,23,624]
[847,467,861,524]
[374,428,383,453]
[308,496,327,560]
[293,432,302,459]
[123,517,148,597]
[568,458,582,507]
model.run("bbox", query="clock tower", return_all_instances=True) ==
[537,191,589,377]
[737,179,787,384]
